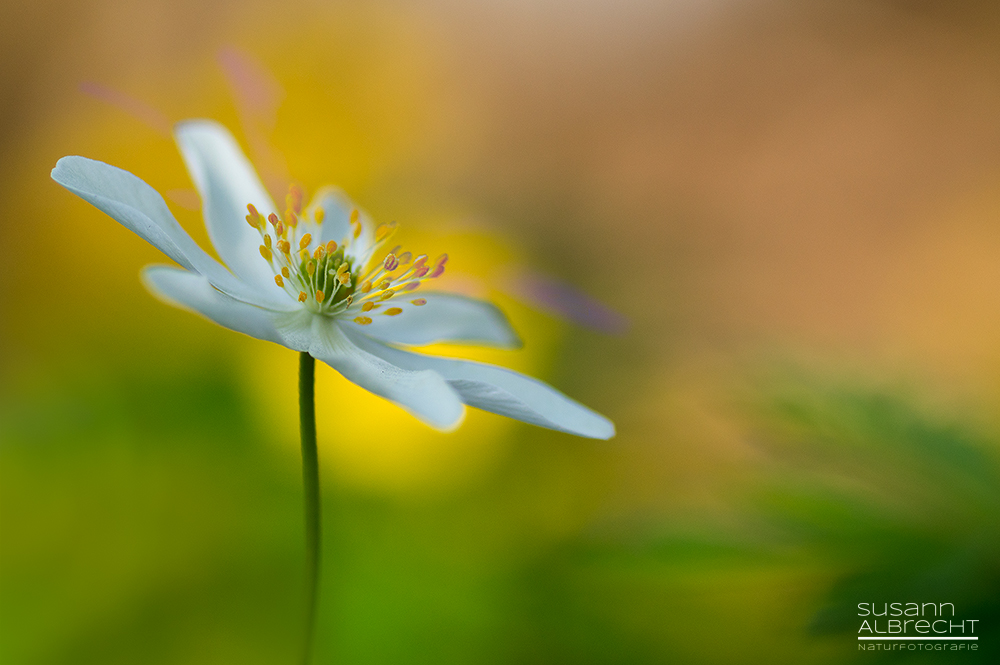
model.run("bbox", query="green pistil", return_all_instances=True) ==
[294,245,359,307]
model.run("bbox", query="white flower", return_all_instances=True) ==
[52,120,614,438]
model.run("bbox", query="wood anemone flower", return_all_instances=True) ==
[51,120,614,439]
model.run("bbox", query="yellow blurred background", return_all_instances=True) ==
[4,1,1000,663]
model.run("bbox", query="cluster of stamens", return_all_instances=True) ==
[246,184,447,325]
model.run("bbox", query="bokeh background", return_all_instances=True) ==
[4,0,1000,663]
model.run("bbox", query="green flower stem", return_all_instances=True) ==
[299,352,321,665]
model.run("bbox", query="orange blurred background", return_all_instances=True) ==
[4,1,1000,663]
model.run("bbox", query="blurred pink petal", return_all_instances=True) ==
[79,82,171,136]
[217,46,284,129]
[165,188,201,211]
[217,46,290,192]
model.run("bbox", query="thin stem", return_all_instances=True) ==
[299,352,321,665]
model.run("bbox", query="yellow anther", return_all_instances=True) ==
[315,290,325,303]
[361,281,372,294]
[245,214,257,228]
[379,279,391,290]
[259,245,272,262]
[268,213,280,227]
[354,316,372,325]
[326,240,337,253]
[275,222,284,236]
[306,261,316,276]
[346,295,354,305]
[247,203,260,218]
[313,246,325,260]
[361,301,374,312]
[274,275,284,287]
[411,298,427,306]
[298,291,307,302]
[379,289,395,301]
[337,272,351,286]
[281,266,290,278]
[336,262,350,275]
[278,240,291,254]
[375,221,397,242]
[299,233,312,250]
[315,208,325,224]
[287,210,298,227]
[350,210,362,238]
[299,249,310,262]
[264,234,272,248]
[384,307,402,316]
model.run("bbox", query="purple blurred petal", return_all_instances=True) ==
[79,82,171,136]
[499,268,629,335]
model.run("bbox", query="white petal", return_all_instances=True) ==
[357,292,521,348]
[270,309,316,353]
[141,265,286,344]
[313,189,377,271]
[53,156,196,270]
[52,156,294,311]
[350,208,377,270]
[312,187,354,247]
[344,327,615,439]
[174,120,279,291]
[310,321,465,430]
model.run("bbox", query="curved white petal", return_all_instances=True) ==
[357,292,521,348]
[141,265,286,344]
[312,187,354,247]
[270,309,316,353]
[53,157,192,270]
[311,321,465,430]
[52,156,294,311]
[312,189,377,271]
[350,208,377,270]
[174,120,279,291]
[343,328,615,439]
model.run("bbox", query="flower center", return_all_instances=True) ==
[245,184,447,323]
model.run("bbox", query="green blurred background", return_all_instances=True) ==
[4,0,1000,663]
